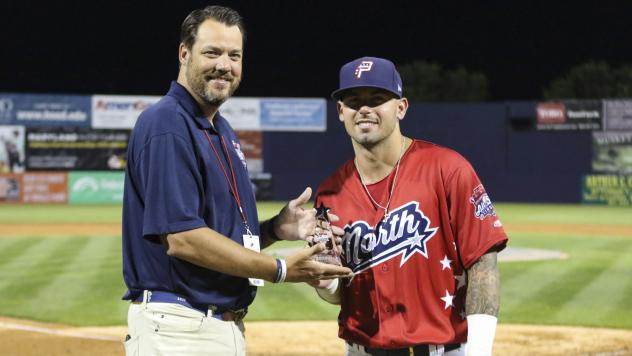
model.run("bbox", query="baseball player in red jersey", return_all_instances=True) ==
[312,57,508,356]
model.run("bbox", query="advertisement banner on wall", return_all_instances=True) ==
[260,98,326,131]
[0,96,14,124]
[25,127,129,171]
[603,100,632,131]
[92,95,161,129]
[582,174,632,206]
[592,131,632,175]
[68,171,124,204]
[219,98,261,130]
[21,172,68,203]
[0,125,26,173]
[220,98,326,131]
[0,173,21,202]
[235,131,263,173]
[536,100,602,130]
[0,93,90,127]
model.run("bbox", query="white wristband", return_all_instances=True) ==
[279,259,287,283]
[315,278,341,305]
[465,314,497,356]
[274,258,287,283]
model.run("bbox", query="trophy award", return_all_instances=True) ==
[309,203,342,266]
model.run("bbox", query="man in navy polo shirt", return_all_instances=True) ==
[122,5,353,355]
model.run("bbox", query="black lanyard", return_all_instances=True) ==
[202,129,253,236]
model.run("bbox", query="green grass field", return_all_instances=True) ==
[0,203,631,329]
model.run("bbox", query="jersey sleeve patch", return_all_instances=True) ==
[469,184,497,220]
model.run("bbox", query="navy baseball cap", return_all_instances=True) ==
[331,56,403,100]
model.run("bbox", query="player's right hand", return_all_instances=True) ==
[306,211,344,248]
[284,243,353,283]
[327,212,346,237]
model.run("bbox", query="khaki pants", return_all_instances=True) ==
[124,292,245,356]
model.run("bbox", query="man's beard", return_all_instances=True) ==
[186,67,240,106]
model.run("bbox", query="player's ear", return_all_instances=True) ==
[337,101,345,122]
[178,43,190,66]
[396,97,409,120]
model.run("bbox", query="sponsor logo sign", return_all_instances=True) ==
[536,103,565,124]
[68,171,125,204]
[0,93,90,127]
[592,132,632,175]
[536,100,602,130]
[21,172,68,203]
[221,98,326,131]
[26,127,129,171]
[260,98,326,131]
[92,95,161,129]
[582,174,632,206]
[220,98,261,130]
[604,100,632,131]
[0,97,14,123]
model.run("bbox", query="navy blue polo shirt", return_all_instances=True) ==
[122,81,259,310]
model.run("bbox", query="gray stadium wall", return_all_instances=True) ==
[263,101,593,203]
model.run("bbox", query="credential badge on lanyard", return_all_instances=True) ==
[243,232,264,286]
[202,129,264,286]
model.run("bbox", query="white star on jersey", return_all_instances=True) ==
[454,272,467,289]
[399,228,435,266]
[407,229,430,250]
[440,290,454,309]
[440,255,452,270]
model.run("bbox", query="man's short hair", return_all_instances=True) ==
[180,5,246,49]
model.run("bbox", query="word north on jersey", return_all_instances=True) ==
[342,201,438,273]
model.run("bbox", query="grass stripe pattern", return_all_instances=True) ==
[0,203,630,328]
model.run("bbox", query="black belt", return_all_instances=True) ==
[347,341,461,356]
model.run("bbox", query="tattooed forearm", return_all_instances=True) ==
[465,251,500,316]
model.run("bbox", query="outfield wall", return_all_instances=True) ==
[264,101,594,203]
[2,94,630,204]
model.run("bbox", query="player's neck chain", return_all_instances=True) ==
[354,137,405,222]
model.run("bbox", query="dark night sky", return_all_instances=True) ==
[1,0,631,101]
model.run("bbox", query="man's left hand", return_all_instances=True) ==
[274,187,316,241]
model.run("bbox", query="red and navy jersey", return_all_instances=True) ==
[315,139,508,349]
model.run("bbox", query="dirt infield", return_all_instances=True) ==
[1,317,632,356]
[1,222,631,355]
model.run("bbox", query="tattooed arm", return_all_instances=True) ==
[464,250,500,356]
[466,250,500,316]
